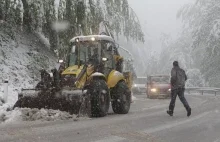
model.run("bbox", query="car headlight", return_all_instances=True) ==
[134,84,137,87]
[102,57,108,61]
[91,37,95,41]
[150,88,157,92]
[168,89,171,92]
[58,59,64,63]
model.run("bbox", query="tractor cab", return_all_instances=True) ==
[66,35,122,73]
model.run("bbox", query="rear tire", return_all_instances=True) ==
[90,79,110,117]
[111,81,131,114]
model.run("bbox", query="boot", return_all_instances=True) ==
[167,110,173,116]
[187,108,191,117]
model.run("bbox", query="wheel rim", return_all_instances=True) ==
[100,93,105,104]
[122,92,130,109]
[99,89,108,110]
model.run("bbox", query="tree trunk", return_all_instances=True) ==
[4,0,10,21]
[21,0,32,31]
[44,8,58,51]
[0,4,3,20]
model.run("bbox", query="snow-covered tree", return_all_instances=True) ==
[178,0,220,87]
[15,0,22,28]
[0,0,145,58]
[145,52,160,76]
[21,0,32,31]
[0,0,3,20]
[155,30,205,87]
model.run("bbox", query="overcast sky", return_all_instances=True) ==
[128,0,193,52]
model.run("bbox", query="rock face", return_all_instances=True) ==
[0,23,57,106]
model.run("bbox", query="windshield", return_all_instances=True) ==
[150,76,170,83]
[68,41,100,66]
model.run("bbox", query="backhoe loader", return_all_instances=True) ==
[13,34,132,117]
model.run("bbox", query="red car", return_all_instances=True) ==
[146,75,171,99]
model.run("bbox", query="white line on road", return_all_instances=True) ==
[93,135,126,142]
[141,111,210,134]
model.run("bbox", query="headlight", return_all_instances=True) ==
[75,38,79,42]
[58,59,64,63]
[168,89,171,91]
[134,84,137,87]
[91,37,95,41]
[102,57,108,61]
[151,88,157,92]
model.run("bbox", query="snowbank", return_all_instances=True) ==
[0,108,76,123]
[131,93,137,102]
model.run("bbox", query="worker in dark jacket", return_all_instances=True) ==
[167,61,191,117]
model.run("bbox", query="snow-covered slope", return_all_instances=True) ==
[0,23,57,107]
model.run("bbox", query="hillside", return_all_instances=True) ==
[0,23,57,107]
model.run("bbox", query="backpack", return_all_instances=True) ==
[176,68,186,87]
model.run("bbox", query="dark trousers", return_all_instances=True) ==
[169,88,190,113]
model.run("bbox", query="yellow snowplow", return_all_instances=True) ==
[13,35,132,117]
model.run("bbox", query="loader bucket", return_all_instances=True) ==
[13,89,91,116]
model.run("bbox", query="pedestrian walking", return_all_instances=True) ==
[167,61,191,117]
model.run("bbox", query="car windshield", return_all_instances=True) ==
[150,76,170,83]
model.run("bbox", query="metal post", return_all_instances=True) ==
[3,80,8,103]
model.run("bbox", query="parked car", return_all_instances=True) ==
[146,75,171,99]
[132,77,147,94]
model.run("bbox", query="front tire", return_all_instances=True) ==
[111,81,131,114]
[90,79,110,117]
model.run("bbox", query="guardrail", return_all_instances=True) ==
[185,87,220,96]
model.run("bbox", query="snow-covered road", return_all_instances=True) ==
[0,94,220,142]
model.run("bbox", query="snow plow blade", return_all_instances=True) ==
[13,89,91,116]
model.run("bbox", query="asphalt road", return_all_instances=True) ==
[0,93,220,142]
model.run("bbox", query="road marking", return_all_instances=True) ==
[94,135,126,142]
[141,111,210,134]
